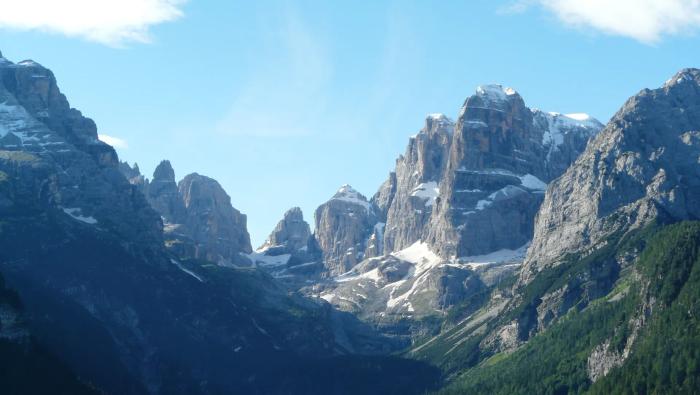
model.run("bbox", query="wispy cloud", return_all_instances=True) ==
[98,134,128,149]
[0,0,186,46]
[215,8,333,138]
[509,0,700,44]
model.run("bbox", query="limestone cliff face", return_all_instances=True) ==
[0,54,163,248]
[118,160,253,265]
[146,160,186,224]
[0,54,116,166]
[425,85,601,258]
[521,69,700,283]
[253,207,323,278]
[314,185,377,275]
[370,172,396,223]
[310,85,599,275]
[381,114,454,254]
[178,173,253,262]
[312,84,601,334]
[118,161,147,191]
[260,207,312,253]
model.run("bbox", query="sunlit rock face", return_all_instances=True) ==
[522,68,700,284]
[178,172,253,262]
[426,85,601,259]
[310,84,601,338]
[314,185,377,275]
[381,114,453,255]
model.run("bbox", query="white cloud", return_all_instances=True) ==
[515,0,700,44]
[98,134,128,148]
[0,0,186,46]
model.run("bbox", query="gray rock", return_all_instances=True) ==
[259,206,313,253]
[311,84,600,341]
[0,57,116,165]
[426,85,601,258]
[382,114,453,253]
[179,173,253,262]
[253,207,323,279]
[118,160,141,181]
[522,68,700,283]
[118,158,254,266]
[0,57,163,248]
[146,160,186,224]
[314,184,377,275]
[370,172,396,222]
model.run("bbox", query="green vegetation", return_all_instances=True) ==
[590,221,700,394]
[436,221,700,394]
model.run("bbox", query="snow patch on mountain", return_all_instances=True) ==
[246,251,291,267]
[384,241,443,310]
[332,184,371,212]
[336,267,382,283]
[61,207,98,225]
[519,174,547,190]
[410,181,440,207]
[170,259,204,282]
[538,111,602,162]
[456,243,529,269]
[0,101,32,137]
[391,240,442,269]
[475,84,518,102]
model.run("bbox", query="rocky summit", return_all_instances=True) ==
[427,84,602,259]
[295,84,602,331]
[314,184,378,275]
[381,113,453,254]
[119,160,253,265]
[522,68,700,283]
[408,69,700,394]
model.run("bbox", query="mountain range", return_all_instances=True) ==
[0,48,699,394]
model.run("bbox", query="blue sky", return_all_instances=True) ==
[1,0,699,245]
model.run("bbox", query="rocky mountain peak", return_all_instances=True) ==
[331,184,371,211]
[425,82,602,258]
[476,84,518,98]
[122,158,254,265]
[424,113,454,134]
[0,52,161,246]
[379,113,454,253]
[315,185,377,275]
[462,84,523,112]
[335,184,363,198]
[259,206,312,253]
[118,160,146,187]
[179,173,253,260]
[118,160,140,178]
[532,110,604,180]
[522,68,700,283]
[146,159,184,224]
[0,53,113,166]
[664,67,700,89]
[153,159,176,182]
[17,59,42,67]
[284,205,304,218]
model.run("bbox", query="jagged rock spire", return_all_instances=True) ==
[153,159,175,182]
